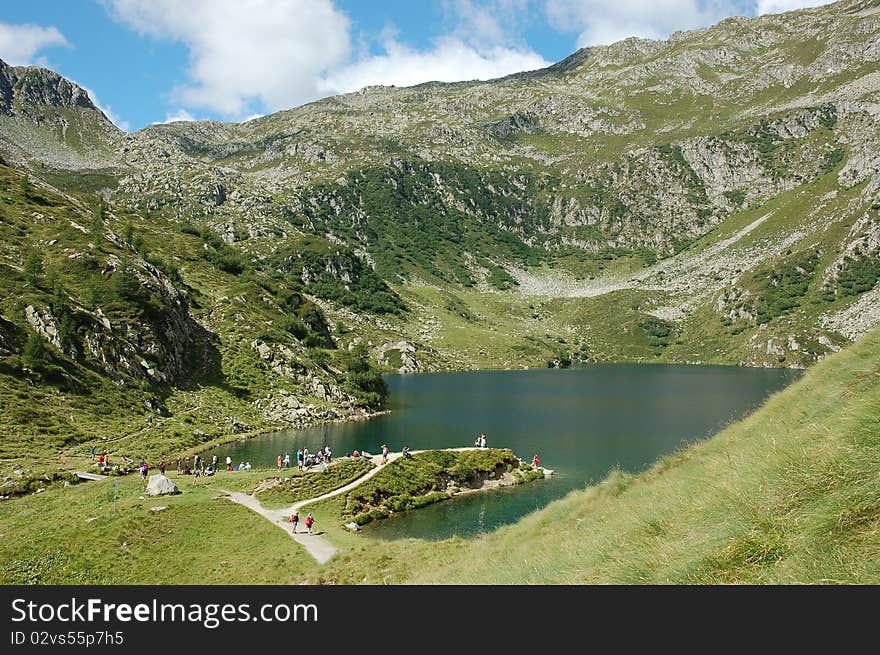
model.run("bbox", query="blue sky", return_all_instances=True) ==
[0,0,833,131]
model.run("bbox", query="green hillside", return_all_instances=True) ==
[0,164,388,482]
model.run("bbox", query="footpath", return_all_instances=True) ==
[221,447,482,563]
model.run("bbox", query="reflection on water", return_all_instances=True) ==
[225,364,801,540]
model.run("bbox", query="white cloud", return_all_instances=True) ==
[443,0,532,47]
[546,0,744,47]
[159,108,198,124]
[325,0,548,94]
[0,22,68,66]
[755,0,834,15]
[321,34,550,95]
[106,0,351,117]
[545,1,838,48]
[105,0,551,119]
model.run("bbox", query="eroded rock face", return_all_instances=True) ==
[24,305,62,351]
[0,63,98,116]
[23,254,209,385]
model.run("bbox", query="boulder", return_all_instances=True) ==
[146,474,179,496]
[344,522,360,532]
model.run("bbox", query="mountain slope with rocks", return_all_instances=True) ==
[1,0,880,476]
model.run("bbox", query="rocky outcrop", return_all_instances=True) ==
[374,341,421,373]
[145,474,179,496]
[24,305,63,351]
[82,259,202,384]
[22,254,208,385]
[484,111,539,138]
[251,340,305,379]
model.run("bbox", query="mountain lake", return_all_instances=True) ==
[224,363,801,540]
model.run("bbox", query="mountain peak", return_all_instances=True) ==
[0,58,99,116]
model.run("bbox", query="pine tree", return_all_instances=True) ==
[21,332,48,371]
[24,251,43,286]
[91,200,106,241]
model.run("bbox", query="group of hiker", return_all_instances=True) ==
[171,453,223,478]
[131,445,343,481]
[276,446,334,472]
[119,430,543,487]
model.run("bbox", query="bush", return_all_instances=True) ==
[341,343,388,407]
[639,318,675,348]
[203,249,247,275]
[822,148,845,175]
[724,189,746,207]
[368,507,390,521]
[282,316,308,340]
[835,253,880,297]
[752,251,819,323]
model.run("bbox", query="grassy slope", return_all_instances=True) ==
[0,469,313,584]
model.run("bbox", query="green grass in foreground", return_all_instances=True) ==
[0,470,312,584]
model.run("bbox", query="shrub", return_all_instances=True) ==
[639,318,675,348]
[282,316,308,340]
[822,148,845,175]
[724,189,746,207]
[341,343,388,407]
[752,251,819,323]
[835,253,880,297]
